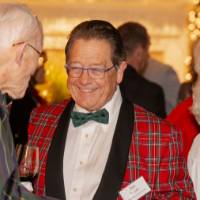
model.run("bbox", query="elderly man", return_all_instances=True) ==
[0,4,57,200]
[28,20,195,199]
[166,39,200,199]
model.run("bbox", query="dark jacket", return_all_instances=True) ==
[120,64,166,118]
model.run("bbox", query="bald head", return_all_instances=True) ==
[0,4,43,52]
[0,4,43,99]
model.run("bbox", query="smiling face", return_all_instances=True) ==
[67,38,126,111]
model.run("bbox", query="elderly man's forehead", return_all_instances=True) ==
[0,48,12,65]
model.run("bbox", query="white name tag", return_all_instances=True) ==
[119,176,151,200]
[21,181,33,192]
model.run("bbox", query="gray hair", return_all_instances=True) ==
[192,39,200,125]
[0,3,43,52]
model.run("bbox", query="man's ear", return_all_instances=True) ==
[117,61,127,84]
[12,42,27,65]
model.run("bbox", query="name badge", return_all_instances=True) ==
[119,176,151,200]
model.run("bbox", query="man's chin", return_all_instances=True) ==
[78,101,102,112]
[7,89,26,100]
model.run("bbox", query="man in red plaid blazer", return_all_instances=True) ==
[28,20,195,200]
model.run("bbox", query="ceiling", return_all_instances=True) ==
[1,0,194,47]
[0,0,196,82]
[0,0,193,26]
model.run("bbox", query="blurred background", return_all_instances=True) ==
[0,0,199,103]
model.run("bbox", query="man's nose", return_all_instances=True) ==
[79,68,90,83]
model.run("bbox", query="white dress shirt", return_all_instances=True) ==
[188,134,200,200]
[63,87,122,200]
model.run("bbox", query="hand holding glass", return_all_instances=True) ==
[16,145,39,182]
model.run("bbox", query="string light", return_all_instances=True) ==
[188,1,200,42]
[184,1,200,81]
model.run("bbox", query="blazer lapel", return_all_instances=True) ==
[93,99,134,200]
[46,100,74,199]
[46,98,134,200]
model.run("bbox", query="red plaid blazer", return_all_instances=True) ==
[28,99,195,200]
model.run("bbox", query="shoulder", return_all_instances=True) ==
[28,100,71,138]
[34,100,68,113]
[30,100,70,122]
[122,64,163,94]
[167,97,192,119]
[148,59,178,78]
[166,97,197,129]
[143,79,164,94]
[134,104,179,136]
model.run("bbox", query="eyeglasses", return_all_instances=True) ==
[12,41,41,55]
[65,64,116,79]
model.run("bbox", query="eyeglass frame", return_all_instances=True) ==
[65,63,117,79]
[12,41,42,55]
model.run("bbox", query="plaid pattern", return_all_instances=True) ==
[28,102,67,196]
[28,101,196,199]
[119,106,195,200]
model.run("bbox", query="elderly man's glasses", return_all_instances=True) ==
[12,41,41,55]
[65,64,116,79]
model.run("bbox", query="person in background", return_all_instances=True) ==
[144,57,180,113]
[166,40,200,159]
[118,22,166,118]
[187,39,200,199]
[28,19,195,199]
[177,40,199,103]
[118,22,180,114]
[166,96,200,159]
[0,4,57,200]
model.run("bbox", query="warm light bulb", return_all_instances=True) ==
[193,0,200,5]
[185,73,193,81]
[41,90,48,97]
[190,33,198,41]
[184,56,192,65]
[188,23,195,31]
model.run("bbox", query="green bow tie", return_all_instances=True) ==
[71,108,109,127]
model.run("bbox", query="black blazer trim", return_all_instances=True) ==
[46,100,74,199]
[46,99,134,200]
[93,98,134,200]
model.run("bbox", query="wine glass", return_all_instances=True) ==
[16,144,39,183]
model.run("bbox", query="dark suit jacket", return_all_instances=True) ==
[120,65,166,118]
[27,98,195,199]
[9,87,37,145]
